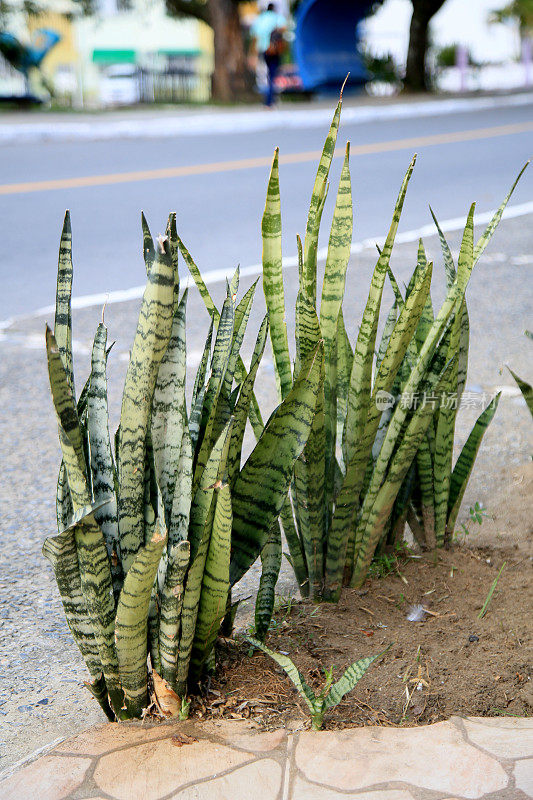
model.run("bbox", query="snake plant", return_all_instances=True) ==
[44,212,321,720]
[247,636,383,729]
[256,96,527,601]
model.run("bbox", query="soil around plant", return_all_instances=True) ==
[191,543,532,730]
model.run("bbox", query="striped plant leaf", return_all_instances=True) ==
[118,241,175,572]
[508,368,533,417]
[447,393,501,531]
[193,292,234,490]
[294,293,326,594]
[324,252,431,597]
[343,156,416,466]
[254,522,283,641]
[217,280,257,418]
[42,528,102,680]
[190,483,233,678]
[375,303,398,374]
[430,207,456,288]
[84,673,115,722]
[176,421,233,694]
[69,508,123,715]
[141,212,155,274]
[87,322,121,597]
[246,636,316,713]
[176,232,219,322]
[416,434,436,547]
[169,421,193,545]
[115,525,166,716]
[151,289,188,526]
[230,343,324,587]
[159,540,190,689]
[56,461,73,530]
[351,358,455,587]
[227,315,269,486]
[320,142,352,501]
[46,326,87,493]
[166,212,179,289]
[336,308,353,470]
[279,496,308,595]
[262,149,292,401]
[54,210,75,394]
[323,653,380,711]
[229,264,240,299]
[303,98,342,304]
[433,210,474,544]
[473,162,529,265]
[192,318,213,412]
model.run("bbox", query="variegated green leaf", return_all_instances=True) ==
[230,343,324,587]
[151,290,188,526]
[42,528,101,680]
[473,163,529,265]
[508,368,533,417]
[447,393,501,531]
[304,98,342,303]
[118,241,175,572]
[54,210,74,394]
[262,149,292,400]
[141,211,155,274]
[246,636,316,713]
[191,483,233,678]
[323,653,380,710]
[351,357,455,587]
[193,292,234,490]
[87,322,121,597]
[176,421,232,694]
[416,435,436,547]
[115,526,166,716]
[46,326,87,501]
[67,507,122,715]
[320,142,352,503]
[254,522,282,641]
[343,155,416,466]
[227,315,269,486]
[159,540,190,689]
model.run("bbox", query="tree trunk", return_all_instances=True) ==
[209,0,254,102]
[404,0,447,92]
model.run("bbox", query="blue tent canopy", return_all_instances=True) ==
[294,0,373,92]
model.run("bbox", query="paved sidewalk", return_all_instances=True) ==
[1,91,532,144]
[1,717,532,799]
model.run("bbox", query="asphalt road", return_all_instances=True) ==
[1,98,532,321]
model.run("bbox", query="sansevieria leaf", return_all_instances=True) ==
[115,524,166,716]
[447,393,501,531]
[118,240,175,572]
[230,342,324,586]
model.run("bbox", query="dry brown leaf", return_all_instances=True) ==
[152,670,181,717]
[171,732,198,747]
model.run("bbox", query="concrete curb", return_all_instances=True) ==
[1,91,532,144]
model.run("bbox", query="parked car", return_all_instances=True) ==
[100,64,140,106]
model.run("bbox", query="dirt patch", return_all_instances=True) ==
[193,545,532,730]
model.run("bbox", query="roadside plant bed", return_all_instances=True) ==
[196,545,532,729]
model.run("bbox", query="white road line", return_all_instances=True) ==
[1,200,532,335]
[1,92,532,144]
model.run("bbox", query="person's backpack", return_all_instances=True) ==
[266,28,286,58]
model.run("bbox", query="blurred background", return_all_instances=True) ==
[0,0,532,108]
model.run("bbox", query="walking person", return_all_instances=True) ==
[249,2,287,107]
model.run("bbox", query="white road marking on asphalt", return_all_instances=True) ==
[1,201,532,337]
[1,92,533,144]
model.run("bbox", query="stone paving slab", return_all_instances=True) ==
[1,717,532,800]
